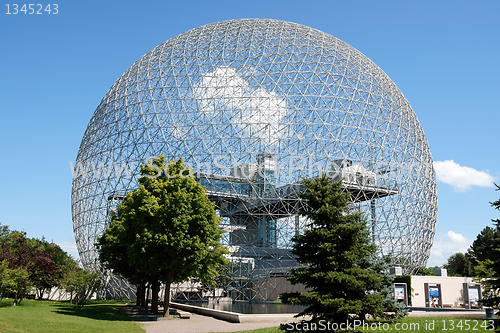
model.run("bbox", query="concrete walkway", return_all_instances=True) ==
[126,306,287,333]
[126,305,496,333]
[140,312,285,333]
[407,308,491,318]
[126,305,296,333]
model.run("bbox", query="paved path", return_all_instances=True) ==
[126,306,285,333]
[127,306,288,333]
[140,313,285,333]
[126,306,495,333]
[408,309,490,318]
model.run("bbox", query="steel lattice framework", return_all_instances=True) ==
[72,19,437,300]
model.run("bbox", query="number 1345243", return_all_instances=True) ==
[6,4,58,14]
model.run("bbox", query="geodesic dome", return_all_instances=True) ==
[72,18,437,299]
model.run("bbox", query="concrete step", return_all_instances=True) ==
[168,308,191,319]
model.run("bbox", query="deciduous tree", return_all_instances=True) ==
[0,232,59,299]
[97,212,148,308]
[98,156,227,315]
[0,223,10,242]
[0,224,76,300]
[5,266,31,306]
[60,260,103,307]
[0,260,10,301]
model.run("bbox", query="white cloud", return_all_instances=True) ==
[426,230,472,267]
[434,160,495,192]
[56,241,80,260]
[193,66,287,145]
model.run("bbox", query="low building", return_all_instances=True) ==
[391,268,483,309]
[410,275,481,308]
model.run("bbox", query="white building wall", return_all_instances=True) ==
[45,288,98,301]
[411,276,475,307]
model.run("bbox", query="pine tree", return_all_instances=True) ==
[443,253,473,277]
[467,225,500,265]
[280,175,390,328]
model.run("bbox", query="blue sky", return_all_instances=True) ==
[1,0,498,266]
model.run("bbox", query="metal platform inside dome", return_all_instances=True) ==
[197,173,399,219]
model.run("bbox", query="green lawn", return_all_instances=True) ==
[0,299,145,333]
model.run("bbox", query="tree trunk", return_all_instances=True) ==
[136,283,144,306]
[151,278,159,313]
[144,283,150,311]
[162,269,174,317]
[140,283,146,307]
[38,288,45,300]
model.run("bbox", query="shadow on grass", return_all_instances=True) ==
[52,302,137,322]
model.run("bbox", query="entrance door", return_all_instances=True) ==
[424,283,442,308]
[463,283,482,309]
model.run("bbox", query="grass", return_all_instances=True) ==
[0,299,497,333]
[0,299,144,333]
[231,317,499,332]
